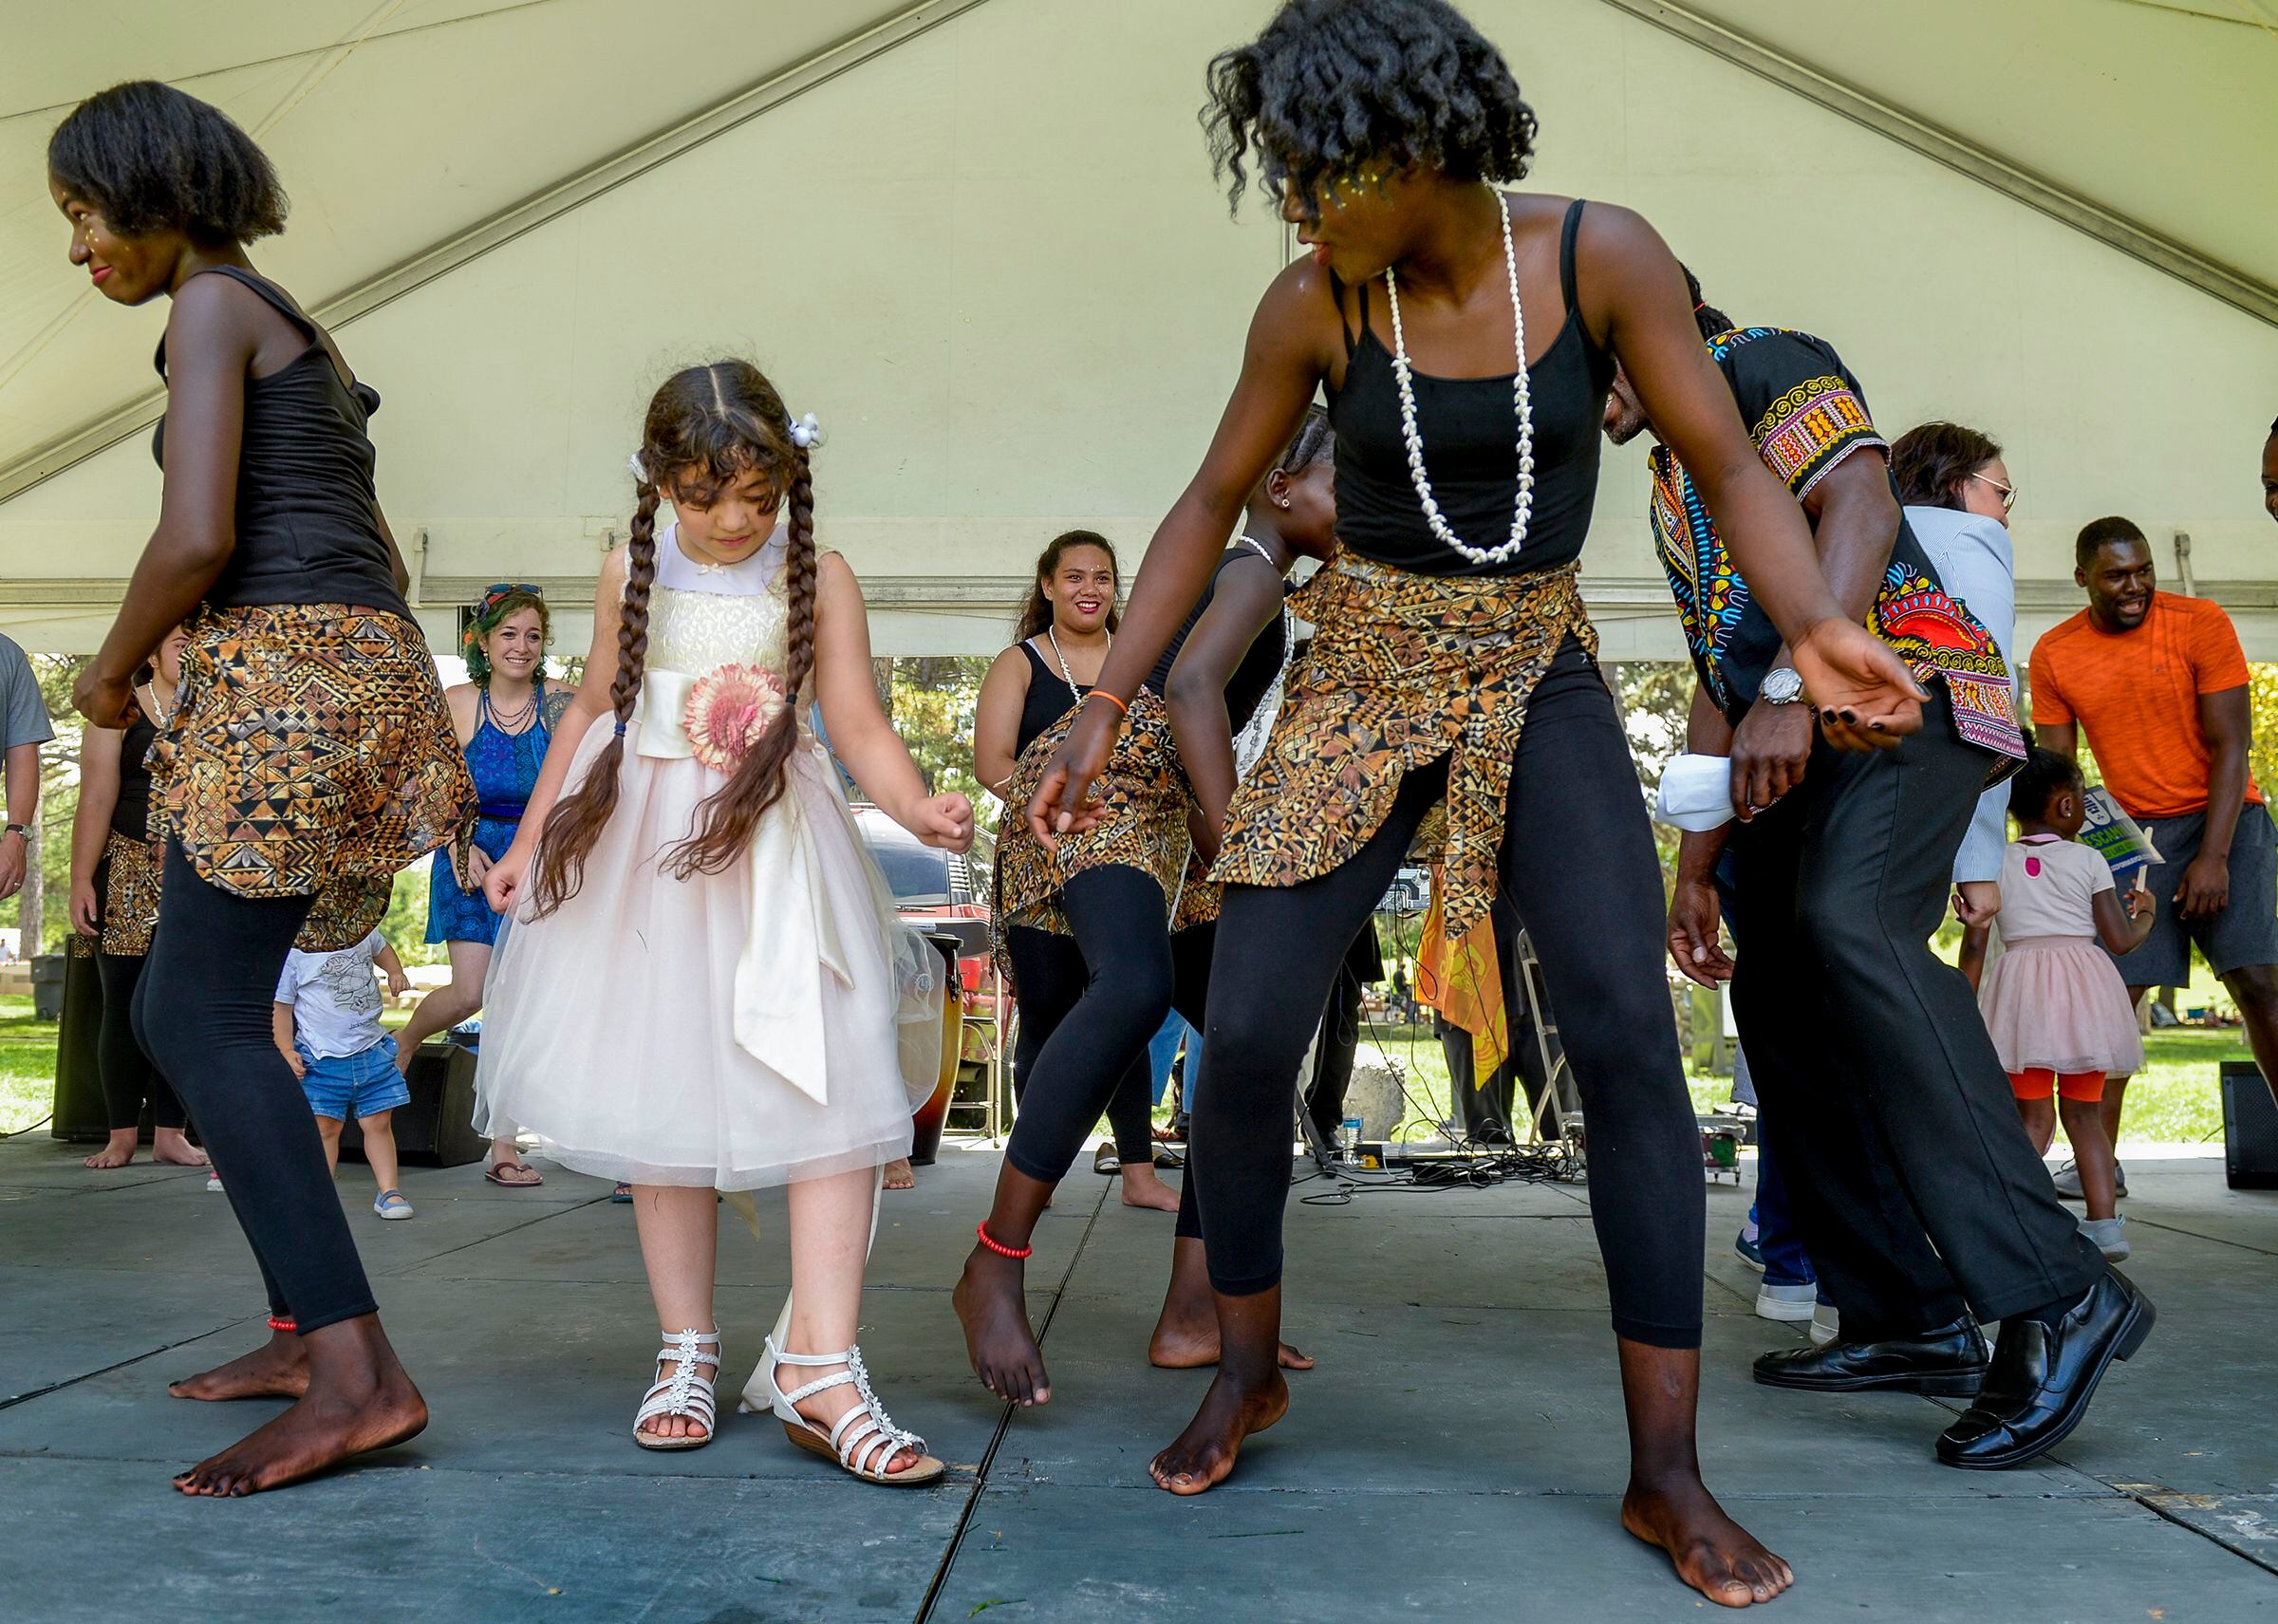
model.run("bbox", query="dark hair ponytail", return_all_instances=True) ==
[1679,264,1733,343]
[1015,529,1121,643]
[2007,740,2083,823]
[528,359,811,913]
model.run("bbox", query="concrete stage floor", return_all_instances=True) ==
[2,1135,2274,1622]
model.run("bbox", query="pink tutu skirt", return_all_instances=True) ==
[1977,935,2144,1077]
[475,723,935,1190]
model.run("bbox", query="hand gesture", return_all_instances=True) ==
[909,792,975,852]
[1667,873,1733,987]
[484,848,530,915]
[71,667,134,729]
[1791,620,1927,751]
[1027,701,1118,850]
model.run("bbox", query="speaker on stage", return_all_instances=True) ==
[2219,1059,2278,1191]
[338,1038,487,1168]
[49,935,117,1144]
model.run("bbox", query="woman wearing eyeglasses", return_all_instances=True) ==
[391,584,570,1185]
[1890,421,2021,947]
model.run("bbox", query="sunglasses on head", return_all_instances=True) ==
[481,582,541,603]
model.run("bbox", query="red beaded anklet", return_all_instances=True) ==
[267,1315,298,1334]
[975,1222,1033,1260]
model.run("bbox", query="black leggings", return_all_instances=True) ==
[1002,865,1212,1186]
[134,840,378,1333]
[95,950,185,1131]
[1193,642,1706,1348]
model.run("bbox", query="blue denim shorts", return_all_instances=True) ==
[299,1035,407,1121]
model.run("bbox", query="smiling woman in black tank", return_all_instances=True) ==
[50,78,471,1501]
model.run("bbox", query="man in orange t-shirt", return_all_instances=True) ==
[2030,515,2278,1160]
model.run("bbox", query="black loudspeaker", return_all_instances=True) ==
[50,936,117,1144]
[2218,1060,2278,1191]
[337,1040,487,1168]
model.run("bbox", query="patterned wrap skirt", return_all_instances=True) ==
[992,687,1206,982]
[150,603,476,952]
[1211,555,1597,942]
[96,830,161,957]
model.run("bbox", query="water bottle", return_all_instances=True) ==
[1340,1116,1365,1165]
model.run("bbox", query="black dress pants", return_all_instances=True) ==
[1727,695,2102,1337]
[96,950,187,1132]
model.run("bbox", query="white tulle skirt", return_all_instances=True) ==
[475,722,934,1190]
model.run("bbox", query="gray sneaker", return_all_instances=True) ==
[2051,1158,2126,1201]
[1809,1301,1840,1347]
[1755,1281,1817,1322]
[2080,1215,2131,1261]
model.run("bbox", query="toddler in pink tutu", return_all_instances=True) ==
[1976,746,2152,1260]
[475,361,972,1481]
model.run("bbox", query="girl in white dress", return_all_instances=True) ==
[477,360,973,1480]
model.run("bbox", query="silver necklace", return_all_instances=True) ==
[1044,625,1107,706]
[487,682,538,732]
[1383,180,1536,566]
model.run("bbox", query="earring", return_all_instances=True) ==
[1278,497,1292,510]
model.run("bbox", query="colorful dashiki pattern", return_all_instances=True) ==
[1650,326,2024,765]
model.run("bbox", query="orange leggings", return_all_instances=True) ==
[2007,1068,2107,1103]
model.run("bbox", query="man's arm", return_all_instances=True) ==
[0,741,37,901]
[1729,451,1903,818]
[1671,683,1737,986]
[2178,684,2250,918]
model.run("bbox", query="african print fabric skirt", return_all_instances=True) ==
[151,603,476,952]
[993,687,1204,980]
[1211,555,1596,942]
[97,829,161,957]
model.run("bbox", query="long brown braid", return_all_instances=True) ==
[526,359,812,914]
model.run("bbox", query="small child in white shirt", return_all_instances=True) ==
[275,929,416,1220]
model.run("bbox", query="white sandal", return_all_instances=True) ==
[632,1328,720,1451]
[763,1335,944,1485]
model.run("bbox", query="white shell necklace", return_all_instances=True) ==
[1045,625,1106,706]
[1383,181,1536,567]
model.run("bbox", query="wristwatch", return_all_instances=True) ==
[1760,667,1806,706]
[2,823,27,841]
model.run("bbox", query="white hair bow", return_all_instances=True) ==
[788,412,825,450]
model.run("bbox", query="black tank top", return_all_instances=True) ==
[1148,546,1287,733]
[111,701,159,841]
[151,266,408,617]
[1329,198,1615,578]
[1015,549,1288,754]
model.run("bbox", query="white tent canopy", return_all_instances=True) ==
[3,0,2274,659]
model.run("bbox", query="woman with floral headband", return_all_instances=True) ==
[390,584,571,1185]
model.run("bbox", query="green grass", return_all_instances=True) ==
[1340,1015,2244,1154]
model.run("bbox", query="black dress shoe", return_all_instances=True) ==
[1936,1269,2154,1470]
[1753,1316,1989,1396]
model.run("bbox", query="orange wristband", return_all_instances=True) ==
[1089,690,1130,718]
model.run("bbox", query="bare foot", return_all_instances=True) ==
[152,1129,209,1167]
[883,1157,915,1191]
[84,1129,138,1169]
[1148,1367,1287,1495]
[1621,1474,1794,1608]
[1148,1240,1314,1370]
[1120,1167,1181,1213]
[171,1330,310,1401]
[953,1246,1050,1405]
[1147,1315,1314,1371]
[174,1328,426,1496]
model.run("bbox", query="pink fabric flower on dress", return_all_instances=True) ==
[684,663,787,773]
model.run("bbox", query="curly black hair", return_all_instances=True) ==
[1203,0,1537,221]
[2007,741,2083,823]
[48,81,287,244]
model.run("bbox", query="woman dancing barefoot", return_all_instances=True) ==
[1029,1,1927,1606]
[957,423,1335,1402]
[51,82,473,1494]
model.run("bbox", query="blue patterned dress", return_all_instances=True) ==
[427,686,555,945]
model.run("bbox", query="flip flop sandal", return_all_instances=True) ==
[484,1160,545,1187]
[1093,1144,1122,1175]
[1152,1148,1186,1170]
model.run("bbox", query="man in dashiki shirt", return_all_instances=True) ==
[1602,281,2149,1474]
